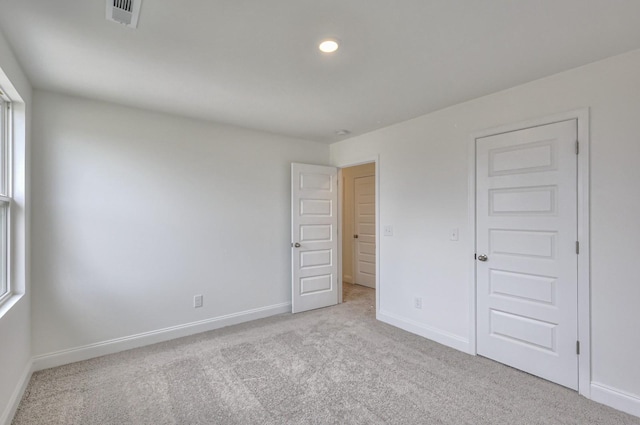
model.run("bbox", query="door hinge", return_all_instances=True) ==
[576,340,581,355]
[576,241,580,254]
[575,140,579,155]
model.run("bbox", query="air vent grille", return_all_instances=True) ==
[106,0,142,29]
[114,0,133,13]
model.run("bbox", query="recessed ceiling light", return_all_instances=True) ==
[319,39,339,53]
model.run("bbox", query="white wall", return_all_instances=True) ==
[0,30,31,425]
[31,91,329,361]
[341,163,375,284]
[331,49,640,411]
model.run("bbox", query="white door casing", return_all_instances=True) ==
[476,119,579,390]
[355,175,376,288]
[291,163,339,313]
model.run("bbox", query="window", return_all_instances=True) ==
[0,92,10,303]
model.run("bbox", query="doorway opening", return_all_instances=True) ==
[290,157,379,315]
[340,162,376,306]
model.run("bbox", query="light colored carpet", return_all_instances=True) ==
[13,283,640,424]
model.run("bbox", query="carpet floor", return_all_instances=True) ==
[13,283,640,424]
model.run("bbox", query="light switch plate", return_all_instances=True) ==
[450,228,459,241]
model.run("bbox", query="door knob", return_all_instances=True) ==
[477,254,488,262]
[354,234,359,239]
[294,243,301,248]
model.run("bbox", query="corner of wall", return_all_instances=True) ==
[0,361,32,425]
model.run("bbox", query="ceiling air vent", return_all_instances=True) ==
[106,0,142,29]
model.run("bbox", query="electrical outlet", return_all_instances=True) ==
[414,297,422,309]
[194,295,203,308]
[384,225,394,236]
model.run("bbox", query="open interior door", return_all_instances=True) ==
[291,163,338,313]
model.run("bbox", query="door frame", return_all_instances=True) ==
[467,109,591,397]
[334,155,380,312]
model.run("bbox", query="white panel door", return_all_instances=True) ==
[354,175,376,288]
[291,163,338,313]
[476,119,579,390]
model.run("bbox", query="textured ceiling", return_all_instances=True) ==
[2,1,640,143]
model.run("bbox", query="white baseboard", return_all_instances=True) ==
[591,382,640,418]
[377,310,470,353]
[0,360,32,425]
[32,302,291,372]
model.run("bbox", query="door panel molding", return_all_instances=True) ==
[291,163,339,313]
[468,109,590,396]
[354,175,376,288]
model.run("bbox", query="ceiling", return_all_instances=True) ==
[1,1,640,143]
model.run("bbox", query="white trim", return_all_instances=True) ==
[32,302,291,371]
[333,155,380,313]
[576,110,591,397]
[337,169,343,304]
[0,98,11,305]
[591,383,640,418]
[467,109,591,393]
[467,133,478,355]
[378,310,470,353]
[0,360,32,425]
[0,292,22,320]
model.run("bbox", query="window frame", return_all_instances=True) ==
[0,90,12,305]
